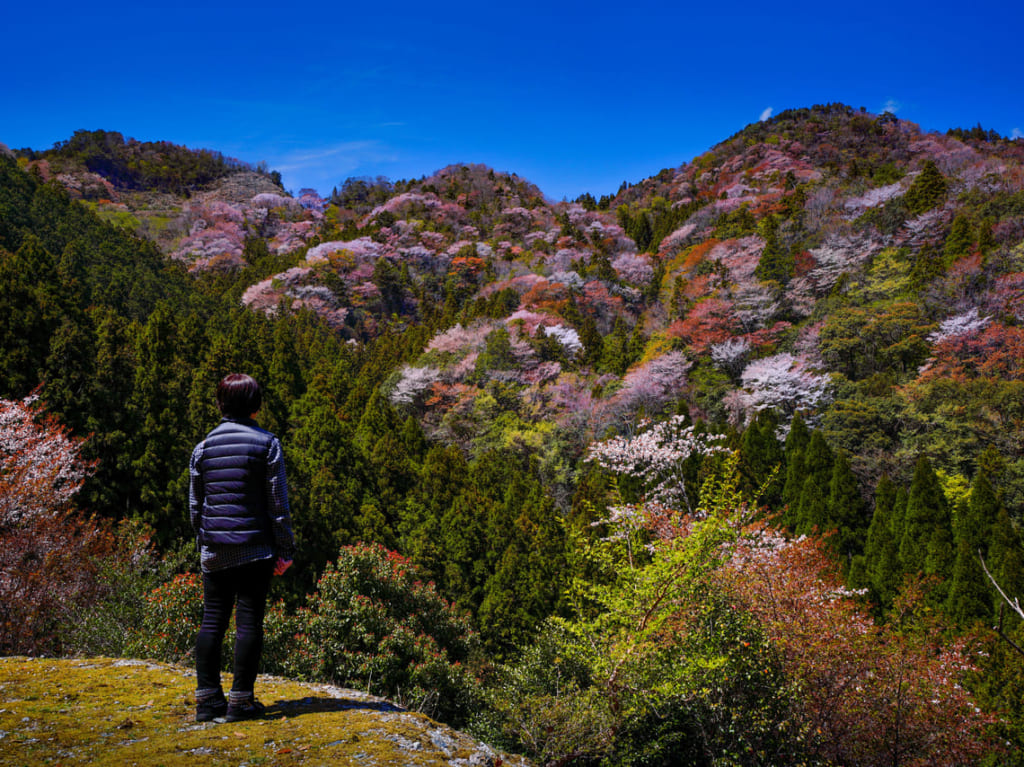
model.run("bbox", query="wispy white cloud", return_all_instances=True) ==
[266,140,403,194]
[271,140,398,176]
[759,107,773,122]
[882,99,901,114]
[1012,127,1023,140]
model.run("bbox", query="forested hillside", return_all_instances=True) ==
[3,106,1024,765]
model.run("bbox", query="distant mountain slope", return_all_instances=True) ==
[13,130,318,270]
[12,106,1024,501]
[221,105,1024,495]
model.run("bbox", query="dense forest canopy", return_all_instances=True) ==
[3,106,1024,764]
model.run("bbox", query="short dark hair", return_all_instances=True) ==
[216,373,262,418]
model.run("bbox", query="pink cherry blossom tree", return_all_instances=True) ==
[0,394,95,526]
[606,351,692,426]
[725,353,832,430]
[586,414,727,511]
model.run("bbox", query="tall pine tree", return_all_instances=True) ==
[900,456,953,603]
[858,474,903,605]
[827,451,867,565]
[795,431,833,536]
[781,413,811,527]
[738,409,784,510]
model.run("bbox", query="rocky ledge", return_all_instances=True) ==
[0,656,531,766]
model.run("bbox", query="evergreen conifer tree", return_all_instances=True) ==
[900,456,953,602]
[478,481,566,657]
[827,451,867,564]
[474,325,515,380]
[795,431,833,536]
[287,389,365,578]
[399,445,468,580]
[438,488,491,614]
[0,237,58,396]
[186,335,235,442]
[738,410,783,510]
[76,307,136,514]
[988,507,1024,623]
[267,318,306,433]
[904,159,948,215]
[601,318,632,376]
[945,470,999,624]
[947,538,994,626]
[781,413,811,527]
[128,301,195,544]
[363,428,419,543]
[577,315,604,369]
[860,474,902,604]
[41,316,95,431]
[354,389,402,453]
[944,214,974,261]
[754,215,795,285]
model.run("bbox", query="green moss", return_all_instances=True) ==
[0,657,530,766]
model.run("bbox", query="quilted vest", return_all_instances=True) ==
[198,418,275,546]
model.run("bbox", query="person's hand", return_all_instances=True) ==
[273,558,292,576]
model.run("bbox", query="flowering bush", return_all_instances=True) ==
[606,351,692,424]
[272,543,481,724]
[927,307,990,344]
[65,519,195,659]
[130,573,204,664]
[0,511,120,655]
[389,365,442,408]
[725,525,997,766]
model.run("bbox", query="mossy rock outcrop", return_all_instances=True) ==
[0,657,530,766]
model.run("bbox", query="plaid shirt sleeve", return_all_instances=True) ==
[266,437,296,560]
[189,441,204,544]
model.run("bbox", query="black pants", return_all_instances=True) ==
[195,558,275,693]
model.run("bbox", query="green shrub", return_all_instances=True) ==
[129,572,204,664]
[67,520,194,658]
[268,543,481,725]
[469,621,614,765]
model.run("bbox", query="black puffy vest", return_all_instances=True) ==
[198,418,275,546]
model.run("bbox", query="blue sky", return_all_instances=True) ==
[2,1,1021,202]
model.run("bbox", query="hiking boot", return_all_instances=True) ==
[195,688,227,722]
[225,693,266,722]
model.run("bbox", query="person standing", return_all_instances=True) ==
[189,373,295,722]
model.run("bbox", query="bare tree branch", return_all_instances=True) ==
[979,549,1024,659]
[978,548,1024,620]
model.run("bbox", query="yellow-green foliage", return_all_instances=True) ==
[662,238,719,281]
[937,469,971,512]
[84,201,143,231]
[636,332,674,366]
[0,657,530,767]
[142,214,176,235]
[853,248,914,302]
